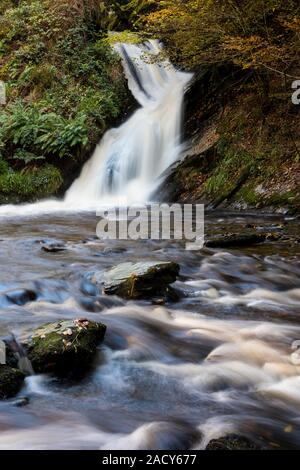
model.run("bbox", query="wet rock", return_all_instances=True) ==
[2,337,19,369]
[78,297,104,312]
[41,241,66,253]
[3,335,34,375]
[151,286,181,304]
[79,293,123,312]
[7,396,29,407]
[96,295,124,308]
[205,233,266,248]
[206,434,261,450]
[80,279,100,297]
[0,365,25,400]
[78,295,123,311]
[152,298,165,305]
[3,344,18,369]
[103,246,127,254]
[26,319,106,377]
[102,261,180,299]
[5,289,37,306]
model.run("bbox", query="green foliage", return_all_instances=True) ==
[0,0,130,201]
[0,164,63,201]
[1,102,89,158]
[106,30,143,45]
[0,158,9,175]
[0,0,13,15]
[144,0,300,74]
[98,1,156,30]
[13,150,45,165]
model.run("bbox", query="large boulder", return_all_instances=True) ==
[102,261,180,300]
[26,319,106,377]
[0,365,25,400]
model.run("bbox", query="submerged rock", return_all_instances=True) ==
[26,319,106,377]
[7,396,29,407]
[80,279,100,297]
[5,288,37,306]
[205,233,266,248]
[206,434,261,450]
[102,261,180,299]
[41,241,66,253]
[0,365,25,400]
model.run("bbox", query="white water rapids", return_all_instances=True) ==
[1,213,300,449]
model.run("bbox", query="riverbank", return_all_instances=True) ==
[0,1,132,204]
[156,69,300,214]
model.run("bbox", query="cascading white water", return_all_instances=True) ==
[0,40,192,217]
[65,40,192,205]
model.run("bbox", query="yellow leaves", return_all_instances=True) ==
[224,35,265,53]
[280,16,300,33]
[146,6,189,24]
[106,31,142,46]
[140,0,300,73]
[224,33,290,69]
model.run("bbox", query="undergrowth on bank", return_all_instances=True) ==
[0,0,129,201]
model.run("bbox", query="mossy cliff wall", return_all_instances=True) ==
[158,67,300,213]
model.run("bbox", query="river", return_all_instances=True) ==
[0,211,299,449]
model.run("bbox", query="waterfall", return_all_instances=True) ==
[0,40,192,217]
[65,40,192,205]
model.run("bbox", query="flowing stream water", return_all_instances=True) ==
[0,43,300,450]
[0,213,300,449]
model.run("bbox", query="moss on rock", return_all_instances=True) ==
[206,434,261,450]
[102,261,180,299]
[0,365,25,399]
[26,319,106,377]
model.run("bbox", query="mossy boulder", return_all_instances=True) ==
[102,261,180,300]
[26,319,106,377]
[206,434,261,450]
[0,365,25,400]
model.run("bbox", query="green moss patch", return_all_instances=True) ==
[26,319,107,378]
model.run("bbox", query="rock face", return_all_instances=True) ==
[26,319,106,377]
[103,261,180,300]
[0,365,25,399]
[155,69,300,214]
[206,434,261,450]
